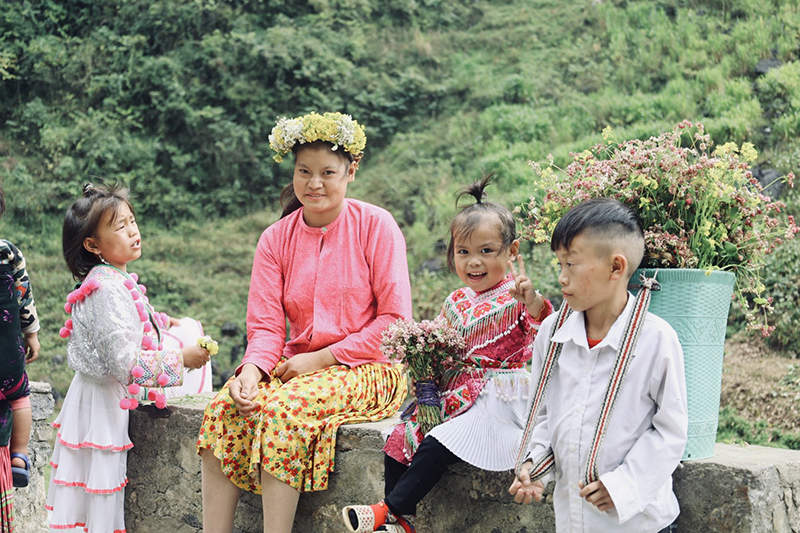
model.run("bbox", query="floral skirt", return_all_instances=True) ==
[197,362,406,493]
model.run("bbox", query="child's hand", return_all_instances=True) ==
[579,480,615,512]
[228,363,264,416]
[168,315,182,328]
[508,460,545,504]
[508,256,544,317]
[182,345,210,370]
[24,332,40,363]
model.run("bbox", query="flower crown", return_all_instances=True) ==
[268,112,367,163]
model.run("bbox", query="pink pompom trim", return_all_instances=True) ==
[143,322,153,332]
[131,365,145,378]
[130,273,139,282]
[59,327,71,338]
[64,303,72,314]
[157,374,169,387]
[128,383,141,395]
[119,398,131,410]
[138,284,147,294]
[85,278,100,290]
[130,291,140,300]
[66,319,73,329]
[123,279,135,290]
[147,390,157,401]
[128,398,139,410]
[67,292,78,305]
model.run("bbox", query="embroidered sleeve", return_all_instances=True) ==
[68,276,183,385]
[1,241,39,334]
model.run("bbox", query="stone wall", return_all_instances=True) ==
[15,381,54,533]
[21,386,800,532]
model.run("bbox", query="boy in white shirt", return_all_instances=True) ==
[509,198,688,532]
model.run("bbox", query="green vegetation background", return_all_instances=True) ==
[2,0,800,444]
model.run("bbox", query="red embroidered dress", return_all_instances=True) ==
[47,265,185,533]
[383,276,552,470]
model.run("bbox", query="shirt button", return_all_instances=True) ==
[583,366,591,374]
[575,405,583,413]
[321,227,328,232]
[570,445,577,452]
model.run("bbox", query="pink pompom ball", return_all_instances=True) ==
[59,327,71,338]
[66,319,73,329]
[135,301,145,313]
[143,322,153,332]
[119,398,131,410]
[75,291,86,301]
[155,400,167,410]
[128,383,141,395]
[148,390,157,401]
[138,284,147,294]
[123,279,135,290]
[142,337,154,350]
[157,374,169,387]
[131,365,145,378]
[131,291,140,301]
[85,278,100,290]
[128,398,139,410]
[79,284,92,296]
[64,303,72,314]
[130,273,139,282]
[67,292,78,305]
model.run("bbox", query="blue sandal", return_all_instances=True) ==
[10,453,30,488]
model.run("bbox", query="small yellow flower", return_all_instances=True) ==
[197,335,219,356]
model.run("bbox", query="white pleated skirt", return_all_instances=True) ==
[428,369,531,471]
[47,372,130,533]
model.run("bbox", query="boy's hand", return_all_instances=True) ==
[228,363,264,417]
[508,460,545,504]
[182,345,211,370]
[24,332,40,363]
[579,480,615,512]
[508,256,544,317]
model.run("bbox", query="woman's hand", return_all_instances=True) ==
[182,345,210,369]
[274,349,337,383]
[228,364,265,417]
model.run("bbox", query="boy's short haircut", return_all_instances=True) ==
[550,198,645,277]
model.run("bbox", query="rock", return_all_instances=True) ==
[750,166,785,199]
[755,58,783,76]
[221,322,240,337]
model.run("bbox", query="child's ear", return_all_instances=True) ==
[609,253,628,281]
[83,237,100,255]
[509,239,520,260]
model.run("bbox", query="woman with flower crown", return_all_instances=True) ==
[197,112,412,532]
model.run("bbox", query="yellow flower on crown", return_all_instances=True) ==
[268,111,367,162]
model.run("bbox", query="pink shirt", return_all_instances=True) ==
[241,199,412,373]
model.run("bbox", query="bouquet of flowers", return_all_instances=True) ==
[381,316,465,434]
[516,121,799,336]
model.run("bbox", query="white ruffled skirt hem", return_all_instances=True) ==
[47,372,129,533]
[427,370,530,471]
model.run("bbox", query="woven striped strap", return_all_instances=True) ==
[514,272,659,486]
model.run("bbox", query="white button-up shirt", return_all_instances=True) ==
[525,294,688,532]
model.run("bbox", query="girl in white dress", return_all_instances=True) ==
[47,183,210,533]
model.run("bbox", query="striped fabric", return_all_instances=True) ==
[0,446,13,533]
[515,273,659,486]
